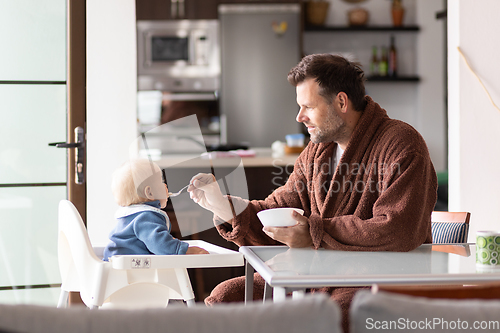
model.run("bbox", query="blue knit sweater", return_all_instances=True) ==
[103,201,189,261]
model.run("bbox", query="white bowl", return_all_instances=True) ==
[257,208,304,227]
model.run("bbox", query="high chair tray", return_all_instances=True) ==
[109,240,244,270]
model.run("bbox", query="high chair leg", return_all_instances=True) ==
[57,290,69,308]
[174,268,195,305]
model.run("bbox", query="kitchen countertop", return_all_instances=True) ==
[152,148,300,169]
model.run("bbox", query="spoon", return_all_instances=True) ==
[168,184,189,198]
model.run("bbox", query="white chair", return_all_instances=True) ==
[57,200,195,309]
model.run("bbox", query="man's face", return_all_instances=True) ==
[295,78,348,144]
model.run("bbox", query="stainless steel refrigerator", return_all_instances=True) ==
[219,4,301,147]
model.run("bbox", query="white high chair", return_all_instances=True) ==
[57,200,195,309]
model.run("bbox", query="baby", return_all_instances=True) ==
[103,158,208,261]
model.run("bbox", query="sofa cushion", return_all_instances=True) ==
[0,294,341,333]
[350,290,500,333]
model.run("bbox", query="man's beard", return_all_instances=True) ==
[309,108,349,144]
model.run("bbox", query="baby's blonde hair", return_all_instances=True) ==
[111,159,162,206]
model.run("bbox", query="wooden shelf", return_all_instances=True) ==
[366,76,420,82]
[304,25,420,32]
[303,25,421,83]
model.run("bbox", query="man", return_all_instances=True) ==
[188,54,437,330]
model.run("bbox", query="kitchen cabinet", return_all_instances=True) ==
[219,0,300,3]
[136,0,300,20]
[136,0,219,20]
[136,0,170,20]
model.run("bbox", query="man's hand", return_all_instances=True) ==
[187,173,234,222]
[262,210,313,248]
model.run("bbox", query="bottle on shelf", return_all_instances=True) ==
[379,46,388,77]
[388,35,398,77]
[370,46,378,76]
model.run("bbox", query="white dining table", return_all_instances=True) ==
[239,243,500,303]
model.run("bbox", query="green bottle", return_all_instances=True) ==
[379,46,388,77]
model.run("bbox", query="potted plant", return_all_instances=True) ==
[305,0,330,26]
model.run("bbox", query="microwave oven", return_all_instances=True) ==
[137,20,220,92]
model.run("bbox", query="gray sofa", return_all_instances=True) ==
[4,290,500,333]
[350,290,500,333]
[0,294,341,333]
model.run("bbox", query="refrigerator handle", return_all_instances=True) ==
[170,0,178,19]
[220,114,227,145]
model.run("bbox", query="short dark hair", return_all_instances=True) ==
[287,54,367,111]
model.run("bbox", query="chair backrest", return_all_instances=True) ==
[431,211,471,243]
[58,200,108,306]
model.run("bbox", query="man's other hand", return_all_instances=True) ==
[262,210,313,248]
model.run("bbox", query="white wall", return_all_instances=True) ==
[86,0,138,246]
[304,0,447,172]
[448,0,500,239]
[416,0,446,172]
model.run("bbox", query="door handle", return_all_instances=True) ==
[48,142,81,148]
[48,127,85,184]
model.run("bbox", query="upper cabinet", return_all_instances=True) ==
[136,0,300,20]
[218,0,300,3]
[136,0,219,20]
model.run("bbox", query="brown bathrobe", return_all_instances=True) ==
[206,96,437,332]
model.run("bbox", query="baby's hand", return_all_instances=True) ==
[186,246,209,255]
